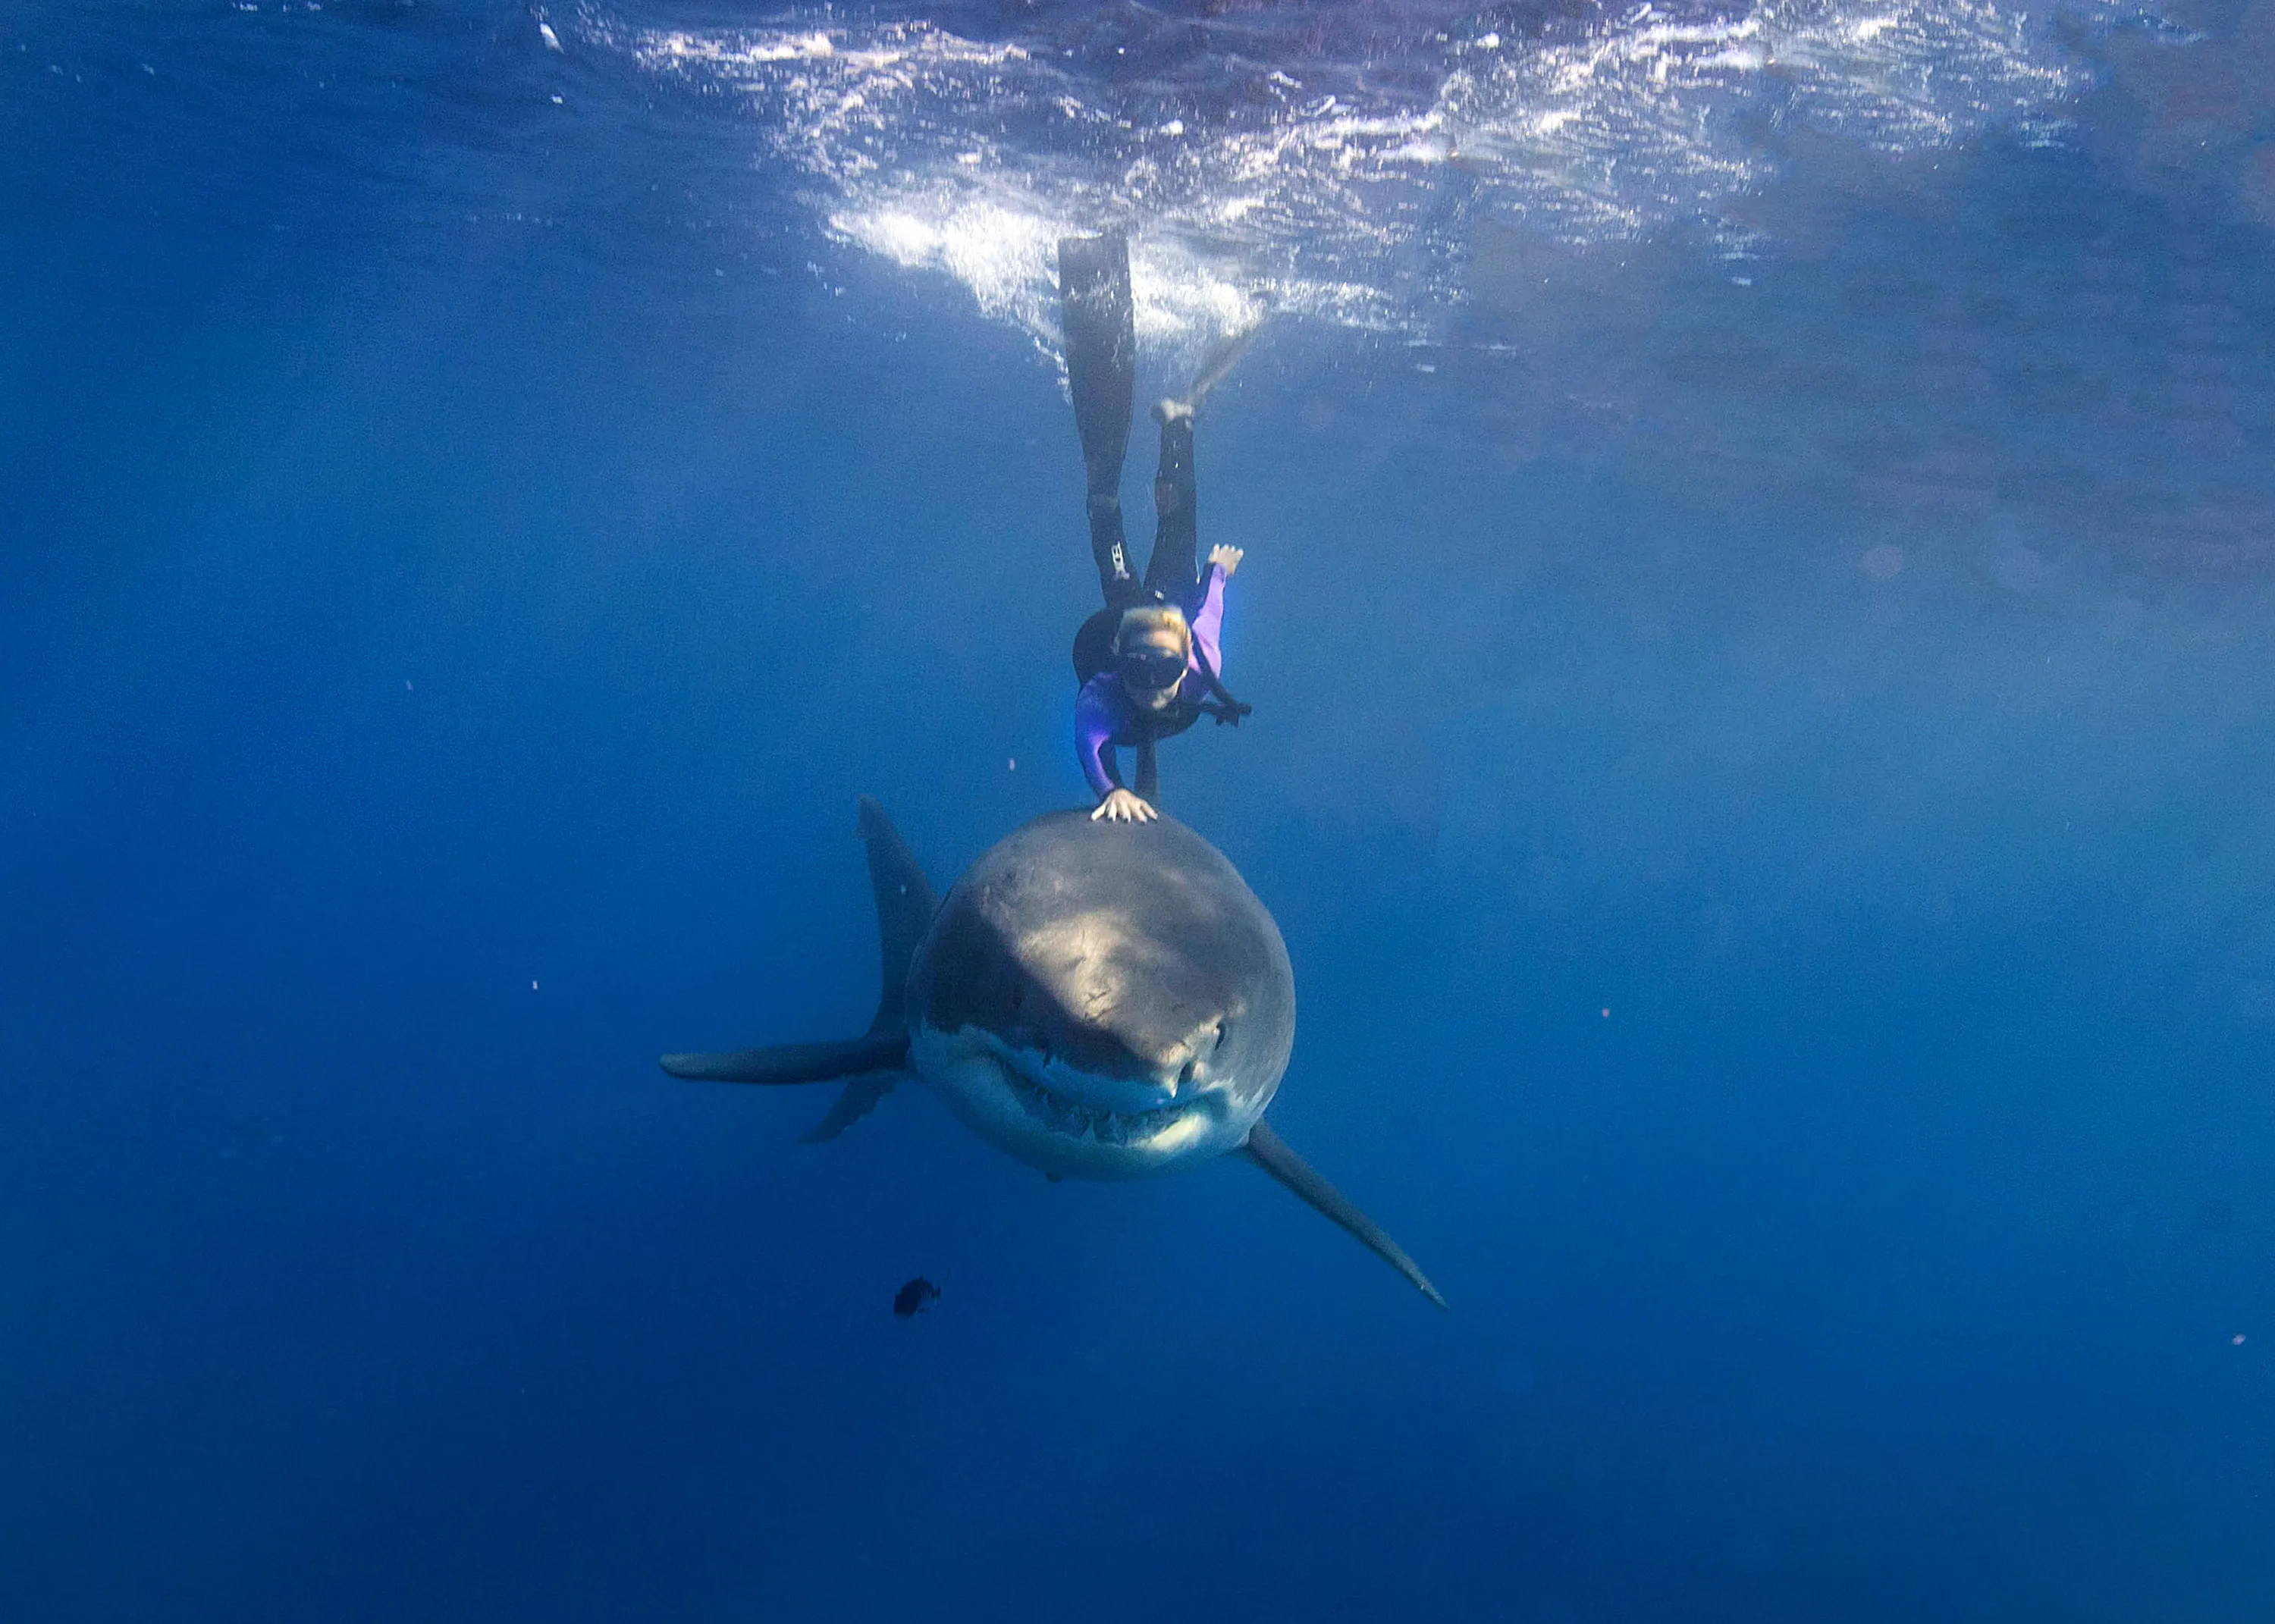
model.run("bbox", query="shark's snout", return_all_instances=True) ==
[905,810,1294,1180]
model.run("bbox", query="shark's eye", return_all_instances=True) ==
[1179,1059,1197,1088]
[1213,1020,1229,1052]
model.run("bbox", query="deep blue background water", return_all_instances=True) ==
[5,2,2274,1619]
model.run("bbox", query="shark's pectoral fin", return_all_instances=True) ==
[659,1033,910,1085]
[1242,1121,1447,1309]
[799,1074,902,1144]
[664,1039,909,1143]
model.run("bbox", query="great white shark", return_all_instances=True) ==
[662,797,1444,1307]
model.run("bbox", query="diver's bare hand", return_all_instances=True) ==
[1092,788,1157,823]
[1208,544,1244,578]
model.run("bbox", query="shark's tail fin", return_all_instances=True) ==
[660,797,940,1143]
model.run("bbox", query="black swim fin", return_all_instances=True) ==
[660,797,940,1143]
[1178,312,1265,412]
[1059,231,1136,497]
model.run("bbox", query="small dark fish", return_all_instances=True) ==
[893,1276,942,1318]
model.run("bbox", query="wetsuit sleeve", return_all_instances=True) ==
[1190,563,1227,677]
[1075,676,1125,799]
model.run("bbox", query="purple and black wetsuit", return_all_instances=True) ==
[1075,563,1229,798]
[1071,406,1241,800]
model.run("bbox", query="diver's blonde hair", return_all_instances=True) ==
[1112,603,1191,657]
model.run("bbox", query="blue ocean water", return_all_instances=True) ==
[5,0,2274,1617]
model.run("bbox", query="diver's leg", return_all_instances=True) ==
[1059,232,1136,500]
[1142,403,1198,600]
[1088,491,1138,606]
[1183,318,1262,412]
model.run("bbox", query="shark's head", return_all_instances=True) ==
[905,810,1294,1181]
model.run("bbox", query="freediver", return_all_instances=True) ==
[1057,230,1256,824]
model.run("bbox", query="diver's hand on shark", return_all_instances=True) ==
[1093,788,1157,823]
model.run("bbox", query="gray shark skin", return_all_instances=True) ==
[662,798,1444,1308]
[909,807,1292,1182]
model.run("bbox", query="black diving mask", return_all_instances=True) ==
[1121,648,1187,690]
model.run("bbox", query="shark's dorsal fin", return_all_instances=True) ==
[858,795,937,1035]
[1243,1121,1447,1309]
[659,799,936,1148]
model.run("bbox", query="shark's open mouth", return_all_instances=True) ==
[996,1060,1211,1147]
[913,1018,1250,1174]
